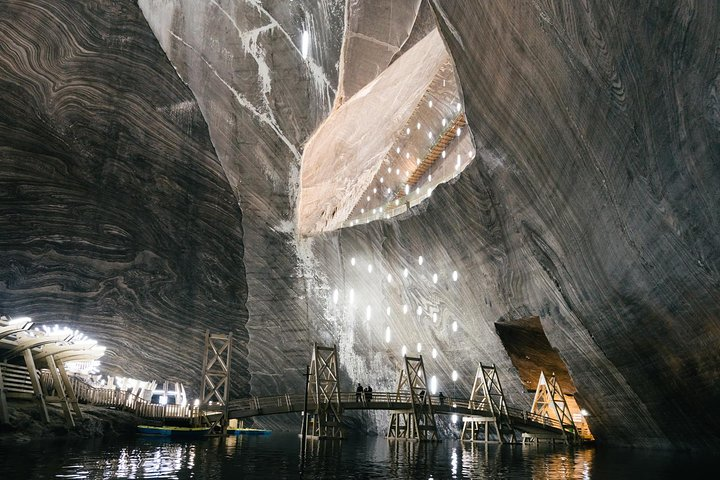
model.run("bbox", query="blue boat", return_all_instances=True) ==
[137,425,211,437]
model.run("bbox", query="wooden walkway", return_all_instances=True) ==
[220,391,566,437]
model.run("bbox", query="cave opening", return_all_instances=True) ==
[495,315,593,440]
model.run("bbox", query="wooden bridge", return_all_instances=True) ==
[221,391,570,439]
[198,340,593,445]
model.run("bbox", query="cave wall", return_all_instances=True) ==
[137,0,345,396]
[303,0,720,450]
[0,0,248,395]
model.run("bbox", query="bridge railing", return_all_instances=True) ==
[220,392,567,432]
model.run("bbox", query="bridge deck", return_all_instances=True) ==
[213,391,568,436]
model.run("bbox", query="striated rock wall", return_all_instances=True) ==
[0,0,249,396]
[137,0,345,397]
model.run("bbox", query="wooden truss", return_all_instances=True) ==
[461,363,516,443]
[304,343,343,439]
[387,355,439,441]
[530,371,578,444]
[199,330,233,431]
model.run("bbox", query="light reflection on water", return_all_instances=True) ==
[0,433,713,479]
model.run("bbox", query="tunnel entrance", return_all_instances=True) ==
[495,315,593,439]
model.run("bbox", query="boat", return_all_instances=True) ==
[137,425,211,437]
[227,427,271,436]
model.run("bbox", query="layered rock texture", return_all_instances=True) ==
[0,1,249,394]
[1,0,719,451]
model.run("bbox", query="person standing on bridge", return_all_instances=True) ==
[356,383,364,403]
[438,391,445,405]
[365,385,372,402]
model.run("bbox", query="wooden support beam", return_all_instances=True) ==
[23,349,49,423]
[0,363,9,424]
[56,360,83,420]
[46,355,75,427]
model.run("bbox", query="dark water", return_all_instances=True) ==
[0,433,713,479]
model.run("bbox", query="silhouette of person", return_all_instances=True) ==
[419,389,426,403]
[356,383,363,402]
[438,391,445,405]
[365,385,373,402]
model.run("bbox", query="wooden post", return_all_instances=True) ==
[56,360,83,420]
[0,363,8,424]
[46,355,75,427]
[23,349,49,423]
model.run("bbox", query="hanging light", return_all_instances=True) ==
[301,31,310,58]
[432,348,438,358]
[416,306,422,315]
[432,273,438,284]
[452,370,459,382]
[332,289,339,304]
[403,304,408,314]
[418,256,424,265]
[366,305,372,320]
[401,345,407,356]
[452,271,458,281]
[417,342,422,352]
[387,274,392,283]
[403,268,409,278]
[385,327,391,343]
[351,257,356,266]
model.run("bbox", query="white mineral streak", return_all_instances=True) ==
[297,28,449,235]
[168,31,290,186]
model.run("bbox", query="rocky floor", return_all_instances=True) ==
[0,401,141,445]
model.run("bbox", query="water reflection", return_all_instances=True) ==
[0,433,715,479]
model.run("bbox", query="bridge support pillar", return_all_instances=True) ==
[528,371,578,444]
[304,343,343,440]
[199,330,233,433]
[461,363,516,443]
[387,355,439,442]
